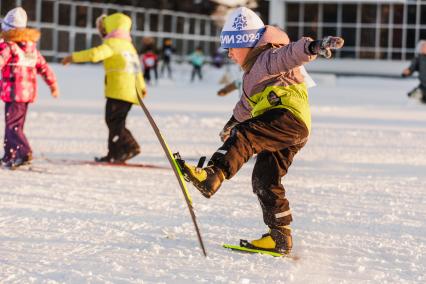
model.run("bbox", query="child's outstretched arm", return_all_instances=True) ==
[269,38,316,74]
[36,51,59,98]
[269,36,344,74]
[61,44,113,65]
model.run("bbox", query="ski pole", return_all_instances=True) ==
[135,91,207,257]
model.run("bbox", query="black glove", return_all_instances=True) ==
[219,115,239,142]
[309,36,344,58]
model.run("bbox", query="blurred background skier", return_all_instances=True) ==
[141,45,158,85]
[189,46,205,82]
[160,38,174,79]
[402,40,426,103]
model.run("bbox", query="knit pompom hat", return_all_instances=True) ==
[220,7,265,49]
[1,7,27,32]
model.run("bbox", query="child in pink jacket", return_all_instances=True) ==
[0,7,59,169]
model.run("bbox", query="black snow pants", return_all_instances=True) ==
[210,108,309,228]
[105,98,140,159]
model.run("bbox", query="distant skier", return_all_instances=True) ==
[189,46,205,82]
[0,7,59,169]
[141,46,158,85]
[181,7,344,254]
[212,48,226,68]
[160,38,174,79]
[62,12,146,164]
[402,40,426,103]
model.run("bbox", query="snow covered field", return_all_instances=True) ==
[0,62,425,283]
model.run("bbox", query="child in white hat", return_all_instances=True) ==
[181,7,344,254]
[0,7,59,169]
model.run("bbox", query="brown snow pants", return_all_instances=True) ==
[210,109,309,228]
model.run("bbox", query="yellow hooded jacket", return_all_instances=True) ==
[72,13,145,104]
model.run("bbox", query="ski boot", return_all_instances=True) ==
[95,155,110,163]
[95,147,141,164]
[241,227,293,255]
[94,154,113,163]
[175,154,225,198]
[3,158,26,170]
[2,153,33,170]
[117,146,141,163]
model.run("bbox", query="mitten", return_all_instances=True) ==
[309,36,344,58]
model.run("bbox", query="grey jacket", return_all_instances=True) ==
[233,25,317,123]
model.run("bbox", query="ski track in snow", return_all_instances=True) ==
[0,63,425,283]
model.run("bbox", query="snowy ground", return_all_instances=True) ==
[0,62,425,283]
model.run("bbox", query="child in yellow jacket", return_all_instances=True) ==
[62,13,146,163]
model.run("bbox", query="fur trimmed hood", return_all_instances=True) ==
[1,28,40,43]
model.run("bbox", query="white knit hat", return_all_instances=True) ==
[1,7,27,32]
[220,7,265,49]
